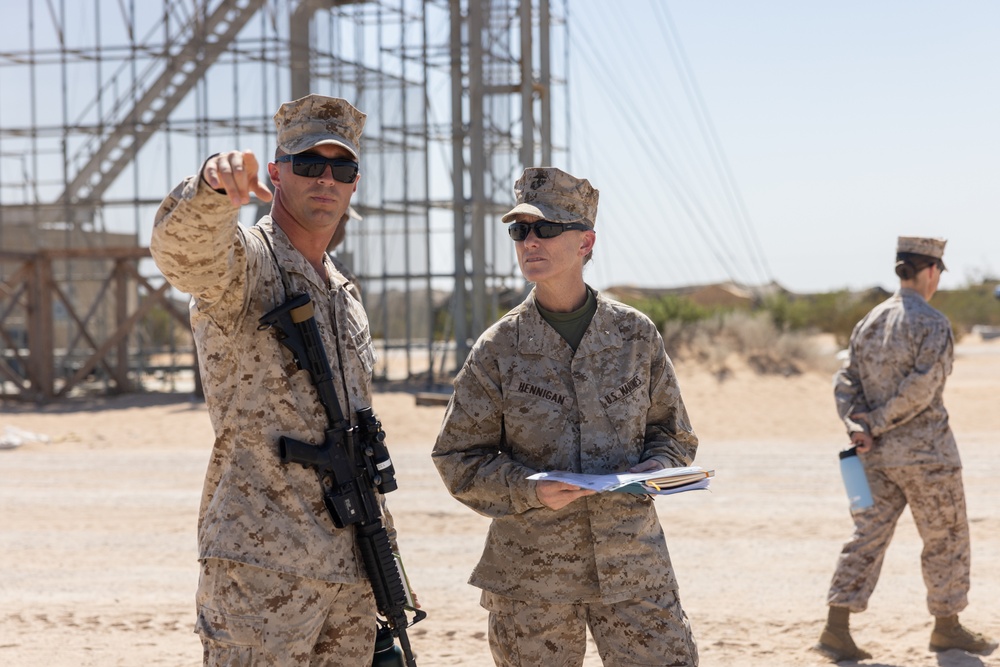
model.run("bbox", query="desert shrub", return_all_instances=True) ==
[632,298,827,376]
[696,311,826,376]
[934,281,1000,334]
[623,296,715,360]
[760,282,1000,340]
[630,295,713,330]
[142,304,191,348]
[760,290,884,347]
[623,281,1000,376]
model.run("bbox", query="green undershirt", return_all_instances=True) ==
[535,287,597,352]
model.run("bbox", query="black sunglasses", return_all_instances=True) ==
[275,154,359,183]
[507,220,592,241]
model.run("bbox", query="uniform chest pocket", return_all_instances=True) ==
[502,377,576,468]
[599,373,651,451]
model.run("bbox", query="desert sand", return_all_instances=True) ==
[1,338,998,666]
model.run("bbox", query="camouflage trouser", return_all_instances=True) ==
[481,589,698,667]
[827,464,970,616]
[195,558,376,667]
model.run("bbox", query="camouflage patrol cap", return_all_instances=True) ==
[273,94,366,159]
[328,206,363,253]
[343,204,363,224]
[897,236,947,270]
[501,167,599,227]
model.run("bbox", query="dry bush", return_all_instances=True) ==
[664,311,833,377]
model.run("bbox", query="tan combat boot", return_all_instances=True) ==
[929,615,998,654]
[816,606,872,662]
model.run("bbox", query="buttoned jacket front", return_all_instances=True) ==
[433,289,698,604]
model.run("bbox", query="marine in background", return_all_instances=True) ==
[328,204,363,303]
[818,236,997,661]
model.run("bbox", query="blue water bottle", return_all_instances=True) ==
[839,446,874,512]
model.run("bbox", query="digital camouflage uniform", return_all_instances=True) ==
[151,95,387,665]
[432,168,699,666]
[829,285,969,616]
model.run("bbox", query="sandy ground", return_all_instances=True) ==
[1,338,998,666]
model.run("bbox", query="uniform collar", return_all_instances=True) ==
[517,286,622,358]
[897,286,928,303]
[257,216,346,292]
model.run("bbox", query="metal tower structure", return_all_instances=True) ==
[0,0,567,398]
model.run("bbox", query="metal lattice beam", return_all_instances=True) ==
[59,0,268,207]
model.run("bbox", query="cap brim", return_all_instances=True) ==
[281,135,359,160]
[501,202,591,226]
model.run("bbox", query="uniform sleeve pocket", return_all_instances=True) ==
[195,605,263,663]
[343,295,376,374]
[352,328,376,374]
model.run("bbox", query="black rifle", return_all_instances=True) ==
[258,292,426,666]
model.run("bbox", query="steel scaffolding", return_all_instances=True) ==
[0,0,567,398]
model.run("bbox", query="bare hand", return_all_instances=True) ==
[849,412,873,453]
[851,431,874,454]
[535,481,595,510]
[628,459,664,474]
[202,149,273,207]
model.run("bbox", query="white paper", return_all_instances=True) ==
[526,466,714,495]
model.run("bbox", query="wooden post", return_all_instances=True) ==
[2,246,199,401]
[29,256,55,399]
[114,259,132,392]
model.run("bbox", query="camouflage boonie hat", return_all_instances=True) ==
[897,236,947,270]
[274,94,366,159]
[501,167,599,227]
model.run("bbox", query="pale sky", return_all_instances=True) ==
[3,1,997,297]
[571,0,1000,294]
